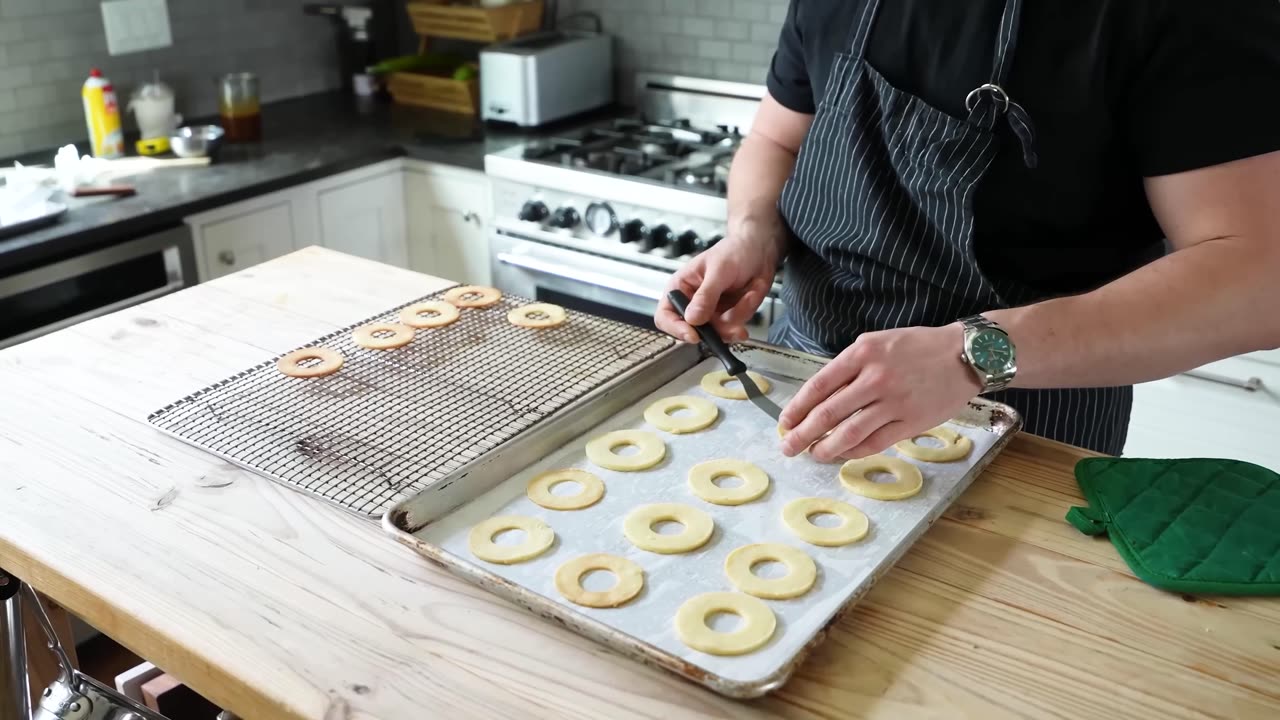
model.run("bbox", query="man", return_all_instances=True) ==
[654,0,1280,461]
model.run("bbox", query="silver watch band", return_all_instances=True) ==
[960,315,1015,394]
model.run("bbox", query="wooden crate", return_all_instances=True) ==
[386,70,480,115]
[406,0,544,43]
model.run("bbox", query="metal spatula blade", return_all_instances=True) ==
[667,290,783,421]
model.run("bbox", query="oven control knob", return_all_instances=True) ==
[642,224,674,253]
[694,233,724,254]
[518,200,549,223]
[620,219,648,245]
[667,230,699,259]
[550,206,580,229]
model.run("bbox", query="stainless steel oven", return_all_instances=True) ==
[0,225,195,349]
[491,230,780,339]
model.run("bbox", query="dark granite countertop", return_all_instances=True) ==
[0,92,619,274]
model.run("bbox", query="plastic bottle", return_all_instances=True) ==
[82,68,124,159]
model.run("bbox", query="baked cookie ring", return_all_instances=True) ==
[277,347,344,378]
[508,303,566,329]
[644,395,719,434]
[443,285,502,308]
[724,543,818,600]
[467,515,554,564]
[782,497,870,547]
[700,370,771,400]
[585,430,666,472]
[675,591,776,656]
[526,469,605,511]
[840,455,924,500]
[895,425,973,463]
[623,503,714,554]
[352,322,415,350]
[555,553,644,608]
[688,459,769,506]
[398,301,460,329]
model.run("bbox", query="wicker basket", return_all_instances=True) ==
[406,0,545,43]
[386,71,480,115]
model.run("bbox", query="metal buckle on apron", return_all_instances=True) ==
[965,83,1010,114]
[965,83,1039,170]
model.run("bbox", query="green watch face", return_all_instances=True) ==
[970,329,1014,372]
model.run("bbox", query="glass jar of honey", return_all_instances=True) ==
[218,72,261,142]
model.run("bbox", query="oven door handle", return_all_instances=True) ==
[496,252,665,303]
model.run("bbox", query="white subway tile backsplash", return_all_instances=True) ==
[561,0,787,93]
[0,0,338,158]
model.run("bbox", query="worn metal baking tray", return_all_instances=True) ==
[384,342,1021,698]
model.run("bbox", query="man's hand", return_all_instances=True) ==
[779,324,983,462]
[654,230,779,344]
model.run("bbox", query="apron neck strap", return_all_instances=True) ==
[967,0,1039,169]
[989,0,1024,86]
[847,0,884,59]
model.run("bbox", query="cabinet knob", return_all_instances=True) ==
[462,211,480,225]
[218,250,236,266]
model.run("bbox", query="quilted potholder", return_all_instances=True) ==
[1067,457,1280,596]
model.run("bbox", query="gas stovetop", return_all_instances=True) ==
[517,118,742,197]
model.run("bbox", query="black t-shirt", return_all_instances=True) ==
[767,0,1280,297]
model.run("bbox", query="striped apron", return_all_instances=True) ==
[768,0,1132,454]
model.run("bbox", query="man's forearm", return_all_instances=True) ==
[986,235,1280,389]
[727,132,797,256]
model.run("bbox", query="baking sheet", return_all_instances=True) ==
[412,355,1004,688]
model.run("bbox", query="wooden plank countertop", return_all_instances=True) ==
[0,247,1276,720]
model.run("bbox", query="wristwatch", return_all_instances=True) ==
[959,315,1017,394]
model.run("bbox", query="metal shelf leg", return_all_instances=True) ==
[1,572,32,720]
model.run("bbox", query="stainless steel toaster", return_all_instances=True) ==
[479,31,613,127]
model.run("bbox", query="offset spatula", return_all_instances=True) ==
[667,290,783,421]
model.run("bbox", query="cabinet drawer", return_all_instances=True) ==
[1126,357,1280,470]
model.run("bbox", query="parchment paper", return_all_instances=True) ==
[416,357,1002,686]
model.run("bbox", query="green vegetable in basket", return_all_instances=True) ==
[452,64,478,82]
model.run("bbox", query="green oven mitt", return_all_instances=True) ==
[1067,457,1280,596]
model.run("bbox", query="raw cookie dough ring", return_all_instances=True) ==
[467,515,555,564]
[585,430,667,471]
[782,497,870,547]
[507,303,567,329]
[700,370,772,400]
[526,469,605,511]
[277,347,344,378]
[724,543,818,600]
[398,301,460,329]
[895,425,974,463]
[352,322,415,350]
[623,503,714,554]
[554,553,644,608]
[443,285,503,308]
[675,591,777,656]
[644,395,719,434]
[840,454,924,500]
[687,459,769,506]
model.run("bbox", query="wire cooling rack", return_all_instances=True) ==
[147,288,676,516]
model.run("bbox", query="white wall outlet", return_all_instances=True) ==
[101,0,173,56]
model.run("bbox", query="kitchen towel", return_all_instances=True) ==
[1067,457,1280,595]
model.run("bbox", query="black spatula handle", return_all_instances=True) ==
[667,290,747,377]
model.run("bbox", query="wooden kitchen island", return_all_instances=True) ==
[1,247,1276,719]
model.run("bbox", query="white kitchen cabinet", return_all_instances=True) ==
[404,160,491,285]
[187,189,302,281]
[1125,355,1280,471]
[312,159,408,267]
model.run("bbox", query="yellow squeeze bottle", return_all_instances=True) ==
[82,68,124,159]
